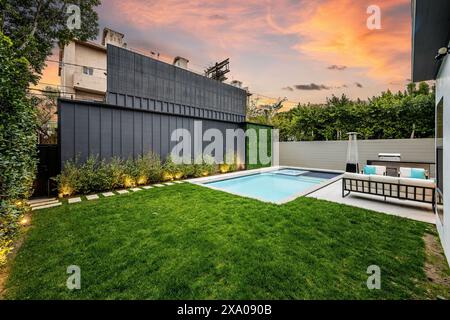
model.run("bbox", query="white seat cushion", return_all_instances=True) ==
[399,167,411,178]
[344,173,370,180]
[399,178,435,188]
[374,165,386,176]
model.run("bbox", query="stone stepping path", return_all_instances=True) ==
[27,180,187,209]
[28,197,57,205]
[68,197,82,204]
[29,198,61,211]
[31,201,62,211]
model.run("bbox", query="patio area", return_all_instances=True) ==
[308,179,435,224]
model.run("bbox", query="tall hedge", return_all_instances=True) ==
[0,33,37,265]
[271,89,435,142]
[246,123,272,170]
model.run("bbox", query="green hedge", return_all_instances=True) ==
[55,154,235,198]
[273,90,435,142]
[0,33,37,265]
[245,123,272,170]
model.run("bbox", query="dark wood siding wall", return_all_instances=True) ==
[106,45,247,123]
[59,100,245,167]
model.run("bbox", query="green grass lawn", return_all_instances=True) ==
[3,183,448,299]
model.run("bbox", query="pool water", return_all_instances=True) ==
[205,171,335,203]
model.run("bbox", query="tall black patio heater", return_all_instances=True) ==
[345,132,359,173]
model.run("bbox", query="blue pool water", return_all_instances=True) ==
[205,170,337,203]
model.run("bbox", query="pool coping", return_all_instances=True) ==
[187,166,344,205]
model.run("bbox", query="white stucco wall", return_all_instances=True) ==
[280,138,435,174]
[436,52,450,265]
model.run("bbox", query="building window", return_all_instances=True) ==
[83,66,94,76]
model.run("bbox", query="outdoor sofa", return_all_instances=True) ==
[342,165,436,210]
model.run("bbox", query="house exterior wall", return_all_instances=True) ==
[436,52,450,264]
[58,100,246,168]
[60,41,107,101]
[106,45,247,123]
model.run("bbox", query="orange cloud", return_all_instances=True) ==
[267,0,411,81]
[111,0,266,52]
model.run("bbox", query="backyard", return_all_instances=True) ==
[2,183,449,300]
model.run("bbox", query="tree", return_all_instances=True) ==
[0,1,100,265]
[0,0,100,76]
[407,82,416,95]
[272,83,435,142]
[0,34,37,264]
[33,86,59,143]
[417,82,430,95]
[247,97,286,125]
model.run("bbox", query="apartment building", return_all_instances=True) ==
[58,28,126,101]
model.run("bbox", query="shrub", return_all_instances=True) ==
[179,164,196,179]
[145,152,163,183]
[106,157,125,189]
[202,155,217,176]
[54,159,80,197]
[220,152,240,173]
[191,155,217,177]
[78,155,109,194]
[54,152,223,198]
[122,159,138,188]
[0,33,38,265]
[162,156,179,181]
[134,155,149,185]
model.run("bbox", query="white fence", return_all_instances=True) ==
[279,138,435,173]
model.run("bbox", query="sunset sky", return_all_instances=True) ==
[41,0,412,109]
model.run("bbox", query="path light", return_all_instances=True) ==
[137,176,147,185]
[174,172,183,180]
[163,172,174,181]
[219,164,230,173]
[123,175,136,188]
[59,185,74,198]
[346,132,360,173]
[20,217,29,226]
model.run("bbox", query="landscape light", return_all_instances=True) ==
[435,46,450,60]
[137,176,147,185]
[20,217,29,226]
[219,164,230,173]
[163,172,174,181]
[123,176,136,188]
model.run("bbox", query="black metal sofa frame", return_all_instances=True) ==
[342,175,436,211]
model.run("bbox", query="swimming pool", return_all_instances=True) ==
[204,168,341,204]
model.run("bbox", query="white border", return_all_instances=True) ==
[188,166,344,205]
